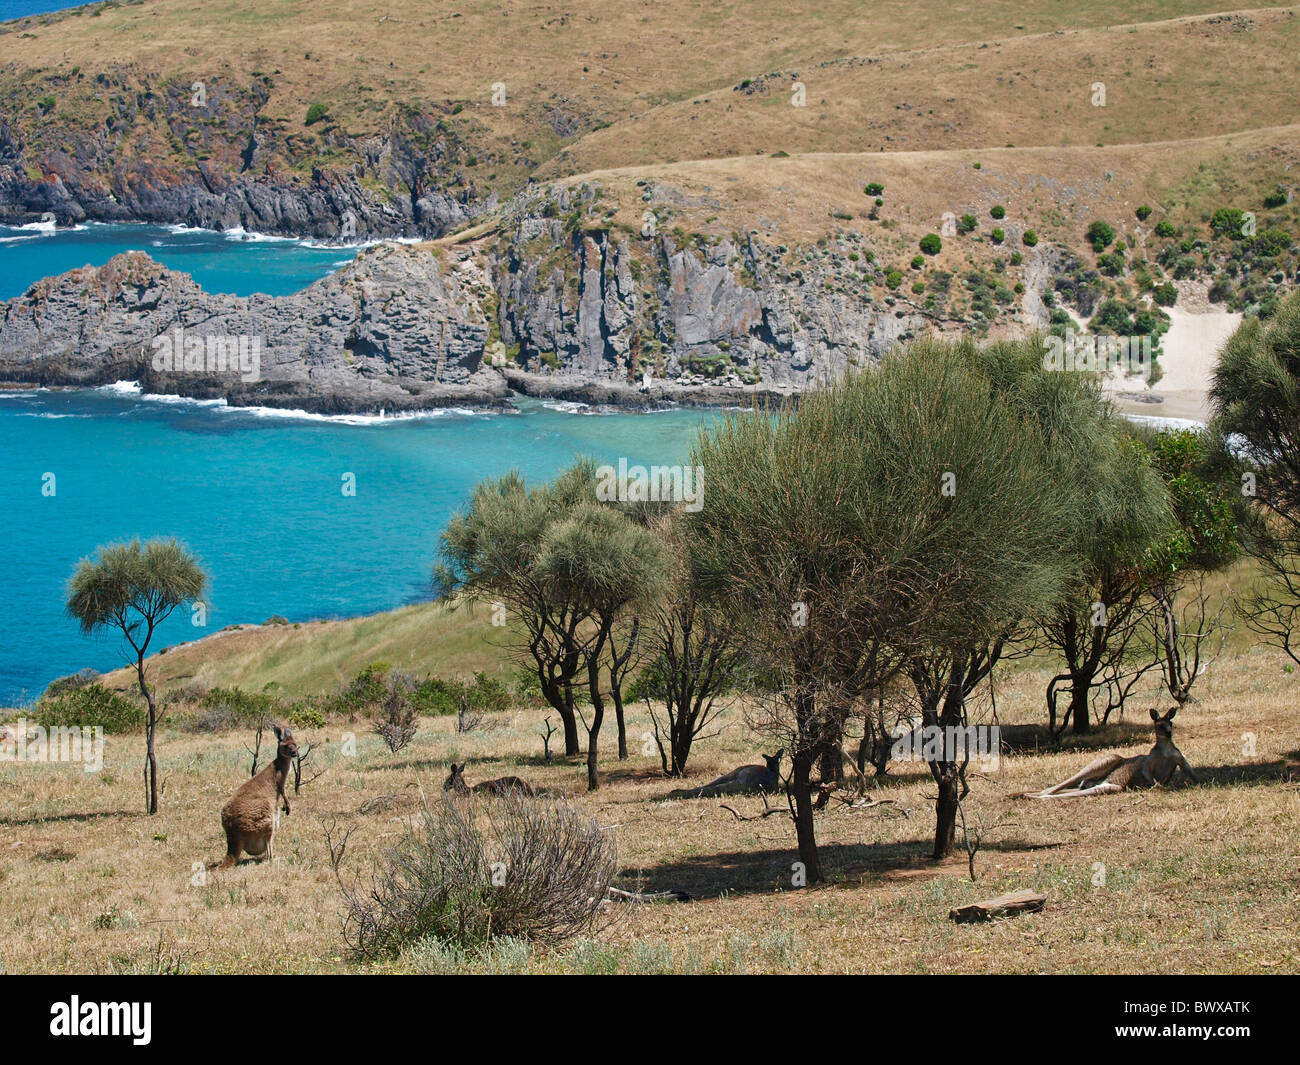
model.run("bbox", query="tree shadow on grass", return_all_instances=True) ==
[997,720,1156,756]
[1191,759,1296,788]
[0,809,143,828]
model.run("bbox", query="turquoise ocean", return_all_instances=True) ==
[0,223,716,701]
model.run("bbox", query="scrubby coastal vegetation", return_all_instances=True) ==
[4,0,1300,984]
[5,299,1300,974]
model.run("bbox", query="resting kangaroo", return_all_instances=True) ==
[1022,708,1198,799]
[443,763,536,796]
[669,751,784,798]
[218,724,297,868]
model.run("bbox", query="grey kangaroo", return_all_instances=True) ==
[443,763,536,797]
[1022,708,1198,799]
[218,724,297,868]
[669,751,784,798]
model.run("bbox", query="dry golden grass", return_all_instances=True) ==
[3,630,1298,974]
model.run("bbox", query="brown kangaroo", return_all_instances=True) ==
[218,724,297,868]
[443,763,536,797]
[1022,708,1198,799]
[668,750,784,798]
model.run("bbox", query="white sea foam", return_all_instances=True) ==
[90,381,476,424]
[1122,413,1206,431]
[222,403,479,425]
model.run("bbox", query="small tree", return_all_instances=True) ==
[1038,432,1175,735]
[533,502,665,790]
[639,514,745,776]
[437,464,597,756]
[66,538,207,814]
[1210,292,1300,660]
[690,338,1081,875]
[1142,427,1241,705]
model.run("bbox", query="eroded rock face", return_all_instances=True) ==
[0,186,948,412]
[0,79,487,241]
[0,244,507,412]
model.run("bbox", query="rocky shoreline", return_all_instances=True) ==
[0,183,955,413]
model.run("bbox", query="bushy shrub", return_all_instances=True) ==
[410,672,510,717]
[338,792,619,957]
[200,686,280,728]
[990,205,1006,220]
[863,182,884,196]
[957,214,977,234]
[1022,230,1038,247]
[1153,281,1178,307]
[30,684,144,734]
[1254,228,1294,258]
[910,254,925,269]
[286,700,327,730]
[1264,189,1288,209]
[305,102,329,125]
[338,662,391,716]
[1086,220,1115,252]
[991,228,1005,245]
[1097,251,1125,276]
[374,672,419,753]
[1154,220,1176,238]
[885,269,903,289]
[42,668,101,699]
[1135,205,1153,221]
[919,233,942,255]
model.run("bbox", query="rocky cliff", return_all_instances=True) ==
[0,182,1017,412]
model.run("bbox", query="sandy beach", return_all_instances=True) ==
[1108,285,1241,424]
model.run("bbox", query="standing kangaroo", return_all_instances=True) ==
[443,763,536,797]
[1022,708,1198,799]
[668,751,784,798]
[218,724,297,868]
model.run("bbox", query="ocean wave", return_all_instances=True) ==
[1122,413,1206,431]
[219,403,480,425]
[16,411,89,419]
[90,381,477,424]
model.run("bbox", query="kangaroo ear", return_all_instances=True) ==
[271,723,283,739]
[1149,708,1160,723]
[775,749,784,761]
[1164,706,1178,721]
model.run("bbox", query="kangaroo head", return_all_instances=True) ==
[443,763,466,792]
[764,750,784,774]
[1149,706,1177,742]
[271,724,298,760]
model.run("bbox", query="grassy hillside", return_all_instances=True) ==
[3,3,1297,233]
[93,601,517,698]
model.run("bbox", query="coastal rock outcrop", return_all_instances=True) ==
[0,184,956,412]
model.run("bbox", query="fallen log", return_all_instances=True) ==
[948,888,1047,923]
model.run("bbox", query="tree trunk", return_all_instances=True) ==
[790,750,823,883]
[933,764,959,860]
[135,655,159,815]
[586,655,604,791]
[1069,679,1091,735]
[540,676,580,756]
[818,744,842,784]
[613,691,627,760]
